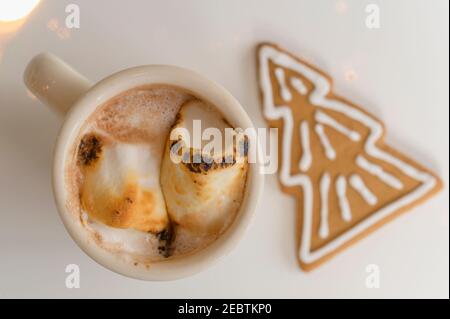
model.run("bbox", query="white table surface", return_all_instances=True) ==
[0,0,448,298]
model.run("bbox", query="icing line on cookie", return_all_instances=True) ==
[258,44,436,264]
[356,155,403,190]
[290,77,308,95]
[349,174,378,206]
[319,172,331,238]
[315,111,361,142]
[299,120,312,172]
[315,124,336,160]
[336,175,352,222]
[274,67,292,102]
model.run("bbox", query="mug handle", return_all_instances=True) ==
[23,53,92,116]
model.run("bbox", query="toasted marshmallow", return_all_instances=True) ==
[77,133,169,233]
[160,100,249,235]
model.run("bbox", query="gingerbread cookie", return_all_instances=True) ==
[257,43,442,271]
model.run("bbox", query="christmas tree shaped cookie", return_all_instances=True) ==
[257,43,442,271]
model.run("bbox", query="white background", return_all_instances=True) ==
[0,0,448,298]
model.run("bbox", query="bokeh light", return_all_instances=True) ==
[0,0,41,22]
[335,0,348,14]
[46,18,71,40]
[56,26,70,39]
[47,18,59,31]
[344,69,358,82]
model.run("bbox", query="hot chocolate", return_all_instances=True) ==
[65,85,249,264]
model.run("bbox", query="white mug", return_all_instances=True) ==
[23,53,264,281]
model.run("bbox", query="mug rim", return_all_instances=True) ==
[52,64,264,281]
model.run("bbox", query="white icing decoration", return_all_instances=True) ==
[319,172,331,238]
[290,77,308,95]
[336,175,352,222]
[349,174,378,206]
[274,67,292,102]
[299,120,312,172]
[315,111,361,142]
[315,124,336,160]
[258,44,437,264]
[356,155,403,190]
